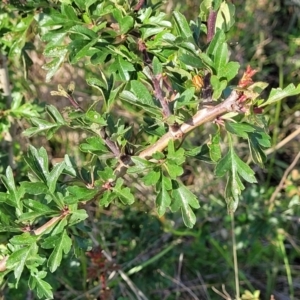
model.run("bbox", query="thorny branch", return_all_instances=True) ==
[114,89,240,177]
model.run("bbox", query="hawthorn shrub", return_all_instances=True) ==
[0,0,300,299]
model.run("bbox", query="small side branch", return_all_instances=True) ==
[153,75,172,118]
[268,151,300,213]
[207,8,218,43]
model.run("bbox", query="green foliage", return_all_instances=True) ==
[1,0,300,299]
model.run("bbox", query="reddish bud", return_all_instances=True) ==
[238,65,257,88]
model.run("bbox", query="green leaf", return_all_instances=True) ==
[153,56,163,75]
[69,38,98,63]
[24,146,49,183]
[61,4,78,21]
[112,9,134,34]
[215,145,257,210]
[9,233,38,246]
[29,270,53,299]
[208,131,221,162]
[142,169,161,186]
[127,157,155,174]
[80,136,108,154]
[97,167,116,182]
[120,90,161,116]
[216,2,235,32]
[215,147,257,183]
[85,110,107,125]
[23,118,61,138]
[69,25,97,39]
[259,83,300,107]
[46,105,66,125]
[48,161,66,193]
[156,176,172,216]
[108,56,135,81]
[68,209,88,225]
[23,199,56,215]
[43,53,68,82]
[45,230,72,273]
[44,45,69,58]
[86,76,108,91]
[7,243,38,286]
[174,88,196,110]
[164,161,184,179]
[179,53,203,68]
[130,80,155,106]
[99,190,115,207]
[206,29,226,57]
[0,167,23,212]
[173,11,192,40]
[248,132,270,167]
[214,43,228,75]
[211,75,227,99]
[113,178,135,205]
[225,122,256,139]
[65,186,98,204]
[170,182,200,228]
[221,61,240,81]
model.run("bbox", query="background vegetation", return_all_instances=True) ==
[0,0,300,299]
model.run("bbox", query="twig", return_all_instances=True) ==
[157,269,199,300]
[33,214,66,235]
[265,126,300,156]
[268,151,300,213]
[211,285,231,300]
[196,271,211,300]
